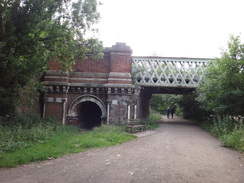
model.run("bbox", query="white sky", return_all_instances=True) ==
[95,0,244,58]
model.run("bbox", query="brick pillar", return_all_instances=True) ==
[105,43,134,124]
[138,89,152,118]
[106,43,132,85]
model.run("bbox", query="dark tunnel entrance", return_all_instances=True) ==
[76,101,102,129]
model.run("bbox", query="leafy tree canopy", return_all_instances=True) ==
[196,35,244,117]
[151,94,180,114]
[0,0,103,115]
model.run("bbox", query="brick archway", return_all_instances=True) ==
[68,95,106,118]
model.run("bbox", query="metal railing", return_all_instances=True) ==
[132,57,210,88]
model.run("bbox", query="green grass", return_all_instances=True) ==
[201,116,244,152]
[0,125,136,168]
[0,114,58,154]
[220,126,244,152]
[0,112,162,168]
[142,110,161,130]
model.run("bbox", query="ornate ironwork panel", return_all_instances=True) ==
[132,57,210,88]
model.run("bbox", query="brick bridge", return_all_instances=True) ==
[43,43,209,129]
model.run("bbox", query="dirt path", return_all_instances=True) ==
[1,116,243,183]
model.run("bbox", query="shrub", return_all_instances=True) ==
[0,114,58,153]
[210,116,235,138]
[142,110,161,130]
[201,115,244,152]
[220,125,244,152]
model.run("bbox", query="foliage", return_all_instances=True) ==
[201,116,244,152]
[177,93,213,121]
[0,0,103,116]
[0,114,58,153]
[220,126,244,152]
[206,116,236,138]
[81,125,136,148]
[150,93,211,121]
[151,94,180,114]
[196,35,244,117]
[131,62,145,84]
[0,123,136,167]
[141,110,161,130]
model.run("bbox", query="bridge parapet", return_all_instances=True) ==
[132,57,210,88]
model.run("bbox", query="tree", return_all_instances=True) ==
[177,93,212,121]
[196,35,244,117]
[0,0,103,116]
[151,94,180,114]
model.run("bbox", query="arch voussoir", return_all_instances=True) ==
[68,94,106,118]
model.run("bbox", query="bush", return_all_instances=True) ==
[0,114,58,153]
[210,116,235,138]
[220,125,244,152]
[142,110,161,130]
[201,115,244,152]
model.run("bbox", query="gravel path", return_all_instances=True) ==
[0,116,243,183]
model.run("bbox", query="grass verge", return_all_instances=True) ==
[0,124,136,168]
[142,110,162,130]
[201,116,244,152]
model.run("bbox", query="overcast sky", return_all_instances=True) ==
[95,0,244,58]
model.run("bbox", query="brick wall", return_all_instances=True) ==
[110,54,131,72]
[43,43,141,125]
[73,55,110,73]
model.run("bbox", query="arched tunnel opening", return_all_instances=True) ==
[76,101,102,129]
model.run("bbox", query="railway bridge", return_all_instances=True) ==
[43,43,210,128]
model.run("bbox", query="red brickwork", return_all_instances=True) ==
[49,60,59,70]
[73,56,110,73]
[43,43,141,125]
[45,102,63,121]
[110,54,131,73]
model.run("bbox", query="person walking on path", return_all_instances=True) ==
[166,107,171,118]
[170,107,175,119]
